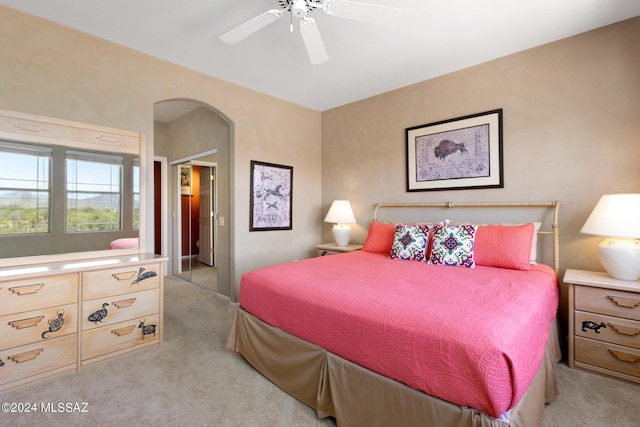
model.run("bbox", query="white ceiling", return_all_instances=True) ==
[2,0,639,112]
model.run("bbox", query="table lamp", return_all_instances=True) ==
[324,200,356,246]
[580,194,640,281]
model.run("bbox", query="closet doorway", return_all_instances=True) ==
[173,155,218,292]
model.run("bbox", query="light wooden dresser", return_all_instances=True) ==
[565,269,640,383]
[0,254,165,391]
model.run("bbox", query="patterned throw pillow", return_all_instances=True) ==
[389,224,431,262]
[429,224,478,268]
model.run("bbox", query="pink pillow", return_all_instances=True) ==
[362,221,395,254]
[474,223,534,271]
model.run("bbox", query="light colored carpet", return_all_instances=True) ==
[189,264,217,292]
[180,257,217,292]
[1,275,639,426]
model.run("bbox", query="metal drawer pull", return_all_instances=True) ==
[607,295,640,308]
[8,348,44,363]
[111,325,136,336]
[9,315,45,329]
[112,271,137,281]
[9,283,45,295]
[608,322,640,337]
[112,298,136,309]
[608,349,640,364]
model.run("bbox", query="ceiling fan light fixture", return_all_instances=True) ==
[291,0,309,18]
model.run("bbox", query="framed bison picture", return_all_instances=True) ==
[406,109,503,192]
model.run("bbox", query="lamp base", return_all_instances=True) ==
[332,224,352,246]
[597,238,640,281]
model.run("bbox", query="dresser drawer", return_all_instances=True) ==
[82,263,161,300]
[82,313,159,361]
[81,288,159,330]
[0,334,77,388]
[575,311,640,350]
[575,336,640,378]
[0,274,78,315]
[0,303,78,349]
[574,286,640,321]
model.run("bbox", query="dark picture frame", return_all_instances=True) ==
[250,160,293,231]
[406,109,503,192]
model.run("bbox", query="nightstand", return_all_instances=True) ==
[315,243,363,257]
[565,269,640,383]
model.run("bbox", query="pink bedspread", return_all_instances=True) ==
[239,251,558,418]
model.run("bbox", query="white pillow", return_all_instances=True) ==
[388,224,431,262]
[428,224,478,268]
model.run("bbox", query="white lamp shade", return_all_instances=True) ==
[581,194,640,281]
[580,194,640,238]
[324,200,356,224]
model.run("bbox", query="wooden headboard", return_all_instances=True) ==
[372,201,562,275]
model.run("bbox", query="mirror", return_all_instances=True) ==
[174,158,217,292]
[0,109,144,265]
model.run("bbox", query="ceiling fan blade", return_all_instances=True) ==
[220,9,283,44]
[325,0,402,26]
[299,18,328,64]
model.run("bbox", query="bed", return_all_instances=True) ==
[226,201,562,426]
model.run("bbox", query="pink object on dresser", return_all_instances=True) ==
[239,250,558,418]
[108,237,139,249]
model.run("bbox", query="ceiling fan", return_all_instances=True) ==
[220,0,402,64]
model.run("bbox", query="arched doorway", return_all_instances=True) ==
[153,99,232,298]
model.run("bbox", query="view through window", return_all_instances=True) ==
[0,142,51,234]
[66,151,123,232]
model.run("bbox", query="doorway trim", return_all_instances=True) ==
[154,155,169,273]
[170,148,218,166]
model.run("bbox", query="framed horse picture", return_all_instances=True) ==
[250,160,293,231]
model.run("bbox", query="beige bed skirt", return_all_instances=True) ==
[226,308,561,427]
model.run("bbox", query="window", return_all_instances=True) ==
[0,142,51,234]
[133,158,140,229]
[66,150,123,232]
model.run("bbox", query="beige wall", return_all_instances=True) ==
[322,17,640,322]
[0,6,322,300]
